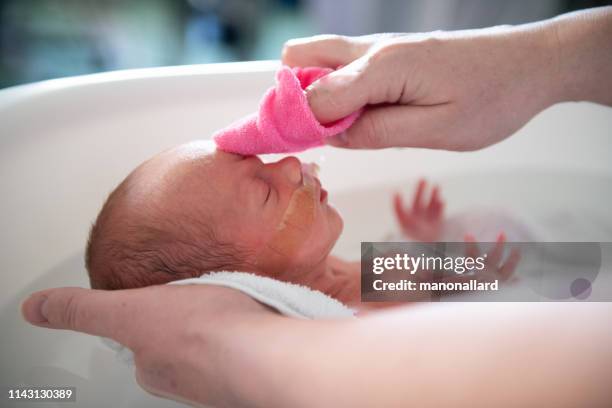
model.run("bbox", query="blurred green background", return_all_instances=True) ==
[0,0,608,89]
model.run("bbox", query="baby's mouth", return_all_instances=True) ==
[320,187,328,203]
[301,162,327,203]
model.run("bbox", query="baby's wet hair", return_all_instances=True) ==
[85,171,251,290]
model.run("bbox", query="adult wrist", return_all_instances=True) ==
[545,7,612,105]
[206,290,301,408]
[504,18,566,112]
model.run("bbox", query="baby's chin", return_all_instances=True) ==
[309,203,343,245]
[324,204,344,245]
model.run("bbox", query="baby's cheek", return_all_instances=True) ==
[256,185,317,273]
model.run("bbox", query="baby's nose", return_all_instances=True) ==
[273,156,303,185]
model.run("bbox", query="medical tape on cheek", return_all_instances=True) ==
[265,180,317,259]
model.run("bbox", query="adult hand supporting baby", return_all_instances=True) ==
[282,7,612,150]
[21,286,612,407]
[20,285,294,408]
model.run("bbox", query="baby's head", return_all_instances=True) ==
[86,141,343,290]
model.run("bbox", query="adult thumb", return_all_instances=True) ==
[326,104,456,150]
[306,57,372,124]
[21,287,134,345]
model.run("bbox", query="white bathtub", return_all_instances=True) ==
[1,61,611,407]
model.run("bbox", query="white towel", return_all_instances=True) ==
[103,271,355,365]
[171,271,355,319]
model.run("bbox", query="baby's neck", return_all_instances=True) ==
[290,256,360,306]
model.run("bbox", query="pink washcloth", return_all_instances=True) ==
[213,66,361,155]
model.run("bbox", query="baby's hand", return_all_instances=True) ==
[463,232,521,283]
[394,179,444,242]
[413,233,521,301]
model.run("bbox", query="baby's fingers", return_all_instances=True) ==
[427,185,444,220]
[393,193,406,221]
[499,248,521,281]
[486,232,507,268]
[464,234,481,259]
[412,179,427,214]
[393,193,415,229]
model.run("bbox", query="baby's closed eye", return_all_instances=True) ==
[254,178,272,205]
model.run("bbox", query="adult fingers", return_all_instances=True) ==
[282,34,370,68]
[326,103,456,149]
[21,287,141,348]
[287,34,415,124]
[305,55,375,124]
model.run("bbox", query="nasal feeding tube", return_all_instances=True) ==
[260,163,320,264]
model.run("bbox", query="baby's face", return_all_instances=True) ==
[132,142,343,277]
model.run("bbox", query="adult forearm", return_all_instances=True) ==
[549,6,612,105]
[22,286,612,407]
[257,303,612,407]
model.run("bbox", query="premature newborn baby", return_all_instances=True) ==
[86,141,356,300]
[87,141,517,309]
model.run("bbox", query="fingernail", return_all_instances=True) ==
[326,132,348,147]
[40,295,50,321]
[23,293,49,324]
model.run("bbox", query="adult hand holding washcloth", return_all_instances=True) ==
[215,7,612,155]
[280,8,612,151]
[213,66,361,154]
